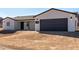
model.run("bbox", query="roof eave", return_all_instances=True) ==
[34,8,77,17]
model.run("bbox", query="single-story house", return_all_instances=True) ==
[2,8,78,32]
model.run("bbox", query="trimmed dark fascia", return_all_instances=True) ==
[4,17,16,21]
[34,8,77,17]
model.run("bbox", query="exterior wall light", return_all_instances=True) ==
[70,17,72,19]
[35,21,39,24]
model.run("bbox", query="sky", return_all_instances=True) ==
[0,8,79,18]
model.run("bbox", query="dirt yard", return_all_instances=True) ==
[0,29,79,50]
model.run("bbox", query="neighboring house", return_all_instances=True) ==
[2,8,78,32]
[0,17,3,27]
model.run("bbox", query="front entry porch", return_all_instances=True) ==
[20,22,24,30]
[20,22,29,30]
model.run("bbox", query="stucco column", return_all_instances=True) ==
[75,18,78,31]
[35,19,40,31]
[68,18,75,32]
[24,22,28,30]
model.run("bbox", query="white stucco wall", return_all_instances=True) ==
[3,18,15,30]
[15,21,35,30]
[24,22,28,30]
[35,10,78,32]
[35,20,40,31]
[14,21,20,30]
[29,21,35,31]
[68,17,77,32]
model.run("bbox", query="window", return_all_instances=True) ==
[7,22,10,26]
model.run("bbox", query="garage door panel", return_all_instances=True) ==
[40,18,68,31]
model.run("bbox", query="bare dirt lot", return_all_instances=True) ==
[0,30,79,50]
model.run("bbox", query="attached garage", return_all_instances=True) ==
[40,18,68,31]
[34,8,78,32]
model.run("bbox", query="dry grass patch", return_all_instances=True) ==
[0,31,79,50]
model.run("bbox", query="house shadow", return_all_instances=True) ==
[0,30,17,34]
[39,31,79,38]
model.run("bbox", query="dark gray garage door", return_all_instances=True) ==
[40,18,68,31]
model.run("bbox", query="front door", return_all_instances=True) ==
[20,22,24,30]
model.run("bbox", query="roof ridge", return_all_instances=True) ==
[34,8,77,17]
